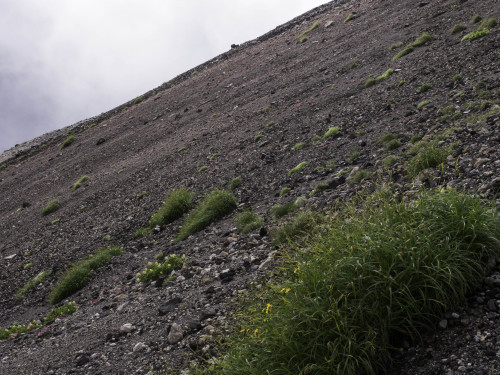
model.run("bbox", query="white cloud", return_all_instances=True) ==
[0,0,327,152]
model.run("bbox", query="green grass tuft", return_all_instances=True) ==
[199,166,208,173]
[296,21,320,39]
[407,143,449,177]
[393,32,431,60]
[347,151,361,163]
[293,142,305,150]
[72,175,89,191]
[237,211,265,234]
[365,69,394,87]
[323,126,340,139]
[176,190,237,242]
[41,199,60,216]
[60,135,75,150]
[344,13,358,23]
[16,270,52,300]
[350,168,371,183]
[229,177,242,191]
[470,14,482,24]
[382,155,399,168]
[271,210,323,246]
[271,202,298,220]
[417,100,430,109]
[388,41,403,51]
[48,246,123,305]
[462,18,497,42]
[418,83,432,93]
[288,162,308,175]
[149,188,193,228]
[280,187,291,196]
[254,134,263,142]
[450,24,466,35]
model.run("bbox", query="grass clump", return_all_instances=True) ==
[72,175,89,190]
[60,135,75,150]
[134,227,152,238]
[271,202,298,220]
[418,83,432,93]
[44,302,77,324]
[350,168,371,183]
[237,211,265,234]
[309,183,327,197]
[254,134,263,142]
[470,14,482,24]
[16,270,52,300]
[229,177,242,191]
[296,21,320,40]
[133,96,143,105]
[450,24,466,35]
[280,187,291,196]
[199,166,208,173]
[293,142,305,150]
[288,162,308,175]
[323,126,340,139]
[299,36,309,43]
[136,254,186,283]
[397,80,406,87]
[462,18,497,42]
[48,246,123,305]
[344,13,358,23]
[41,199,60,216]
[417,100,430,109]
[216,190,500,375]
[271,210,323,246]
[365,69,394,87]
[388,41,403,51]
[393,32,431,60]
[382,155,399,168]
[176,190,237,242]
[407,143,449,177]
[347,151,361,163]
[149,188,193,228]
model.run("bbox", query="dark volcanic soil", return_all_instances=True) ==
[1,0,499,374]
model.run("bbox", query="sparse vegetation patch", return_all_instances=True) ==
[462,18,497,42]
[393,32,431,60]
[16,270,52,300]
[237,211,265,234]
[72,175,89,191]
[149,188,193,228]
[41,199,60,216]
[288,162,308,175]
[136,254,186,283]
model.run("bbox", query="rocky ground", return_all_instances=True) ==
[0,0,499,373]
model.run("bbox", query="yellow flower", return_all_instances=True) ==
[294,267,300,274]
[263,303,273,315]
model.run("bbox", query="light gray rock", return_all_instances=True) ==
[167,323,184,344]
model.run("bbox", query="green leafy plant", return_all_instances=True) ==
[41,199,60,216]
[72,175,89,190]
[60,135,75,150]
[237,211,265,234]
[44,302,77,324]
[48,246,123,305]
[149,188,193,228]
[0,320,42,340]
[288,162,308,175]
[136,254,186,283]
[176,190,237,242]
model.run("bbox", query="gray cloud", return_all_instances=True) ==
[0,0,327,153]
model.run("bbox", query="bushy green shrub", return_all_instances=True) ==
[176,190,237,242]
[149,188,193,228]
[229,177,242,191]
[220,190,500,374]
[136,254,186,283]
[237,211,265,234]
[48,246,123,305]
[60,135,75,150]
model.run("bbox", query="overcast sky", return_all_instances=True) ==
[0,0,329,153]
